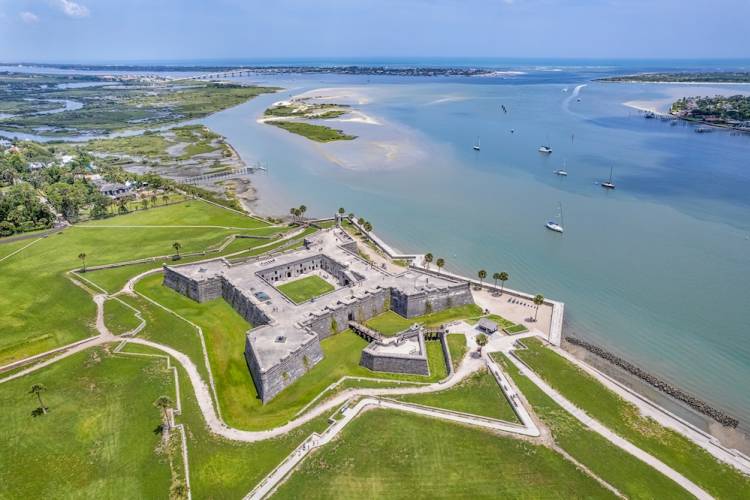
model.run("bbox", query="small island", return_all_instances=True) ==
[670,95,750,131]
[261,99,357,142]
[599,72,750,83]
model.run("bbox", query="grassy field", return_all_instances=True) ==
[0,200,273,366]
[103,298,142,335]
[365,310,413,335]
[0,348,174,498]
[273,409,616,499]
[276,275,335,304]
[399,369,519,422]
[446,334,467,370]
[269,121,357,142]
[514,338,750,499]
[493,352,690,498]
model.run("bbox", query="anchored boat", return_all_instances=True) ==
[601,166,616,189]
[546,202,564,233]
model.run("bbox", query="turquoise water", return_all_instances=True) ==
[202,72,750,428]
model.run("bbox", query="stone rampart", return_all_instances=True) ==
[163,265,222,302]
[305,288,389,340]
[391,282,473,318]
[221,280,271,326]
[244,328,324,402]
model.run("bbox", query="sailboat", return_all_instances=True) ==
[554,160,568,176]
[545,203,564,233]
[601,167,616,189]
[473,137,481,151]
[538,135,552,154]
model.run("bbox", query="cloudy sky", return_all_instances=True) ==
[0,0,748,63]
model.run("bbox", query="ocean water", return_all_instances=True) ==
[198,63,750,429]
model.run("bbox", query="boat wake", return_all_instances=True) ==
[562,84,587,114]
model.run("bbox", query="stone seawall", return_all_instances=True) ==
[566,336,739,428]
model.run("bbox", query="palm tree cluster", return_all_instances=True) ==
[289,204,307,223]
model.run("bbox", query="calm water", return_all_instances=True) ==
[199,65,750,429]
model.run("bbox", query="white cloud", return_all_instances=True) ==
[20,11,40,23]
[55,0,90,18]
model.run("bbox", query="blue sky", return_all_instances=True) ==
[0,0,748,63]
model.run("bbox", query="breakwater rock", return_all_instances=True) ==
[565,336,739,428]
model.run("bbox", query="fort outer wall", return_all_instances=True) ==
[360,334,430,376]
[244,327,324,402]
[163,265,223,302]
[305,288,390,340]
[390,282,473,319]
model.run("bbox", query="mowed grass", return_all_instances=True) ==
[492,352,689,499]
[399,368,519,423]
[446,334,467,370]
[366,304,485,336]
[273,409,616,499]
[118,343,331,499]
[103,298,142,335]
[0,200,273,366]
[514,338,750,499]
[0,348,173,498]
[276,275,335,304]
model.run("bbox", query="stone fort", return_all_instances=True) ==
[163,226,473,402]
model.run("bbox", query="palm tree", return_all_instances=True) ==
[475,333,488,347]
[436,258,445,274]
[347,212,354,220]
[162,194,169,206]
[533,294,544,321]
[78,252,87,273]
[140,198,148,211]
[478,269,487,287]
[150,194,157,208]
[424,253,433,269]
[357,217,365,226]
[363,221,372,232]
[153,395,174,430]
[492,272,501,289]
[172,242,182,257]
[499,272,509,294]
[338,207,345,215]
[289,207,297,222]
[29,383,47,414]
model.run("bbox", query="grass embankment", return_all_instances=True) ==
[276,275,335,304]
[273,409,616,499]
[513,338,750,499]
[447,334,467,371]
[0,348,174,498]
[269,121,357,142]
[103,298,141,335]
[492,352,690,498]
[399,369,519,423]
[366,304,485,336]
[466,313,528,334]
[0,200,273,366]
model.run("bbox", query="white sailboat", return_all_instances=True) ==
[601,166,616,189]
[539,135,552,154]
[554,160,568,176]
[473,136,481,151]
[545,202,564,233]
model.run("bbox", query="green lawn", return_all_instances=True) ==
[269,121,357,142]
[505,323,529,334]
[103,298,142,335]
[446,334,467,371]
[514,338,750,499]
[492,352,690,498]
[273,409,616,499]
[0,348,174,498]
[365,310,413,335]
[276,275,335,304]
[399,369,519,422]
[0,200,273,366]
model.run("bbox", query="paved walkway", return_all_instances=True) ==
[502,349,713,500]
